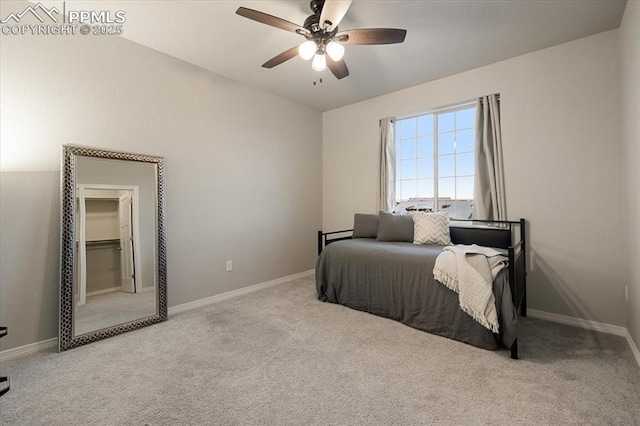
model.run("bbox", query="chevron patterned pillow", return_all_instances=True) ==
[410,211,452,246]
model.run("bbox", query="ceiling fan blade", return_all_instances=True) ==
[335,28,407,45]
[262,46,299,69]
[319,0,352,32]
[328,57,349,80]
[236,7,305,34]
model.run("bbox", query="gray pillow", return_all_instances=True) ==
[352,213,379,238]
[376,211,414,242]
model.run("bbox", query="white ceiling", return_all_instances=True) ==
[75,1,627,111]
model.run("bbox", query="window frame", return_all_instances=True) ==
[394,101,476,218]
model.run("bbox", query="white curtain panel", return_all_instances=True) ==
[473,94,507,220]
[379,117,396,212]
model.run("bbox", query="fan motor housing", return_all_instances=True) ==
[303,13,320,32]
[310,0,325,14]
[303,10,338,39]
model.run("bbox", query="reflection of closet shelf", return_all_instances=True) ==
[85,239,120,250]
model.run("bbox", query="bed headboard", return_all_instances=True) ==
[449,225,511,249]
[449,219,525,250]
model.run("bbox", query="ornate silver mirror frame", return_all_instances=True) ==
[59,145,167,351]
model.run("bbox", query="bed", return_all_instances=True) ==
[316,215,527,359]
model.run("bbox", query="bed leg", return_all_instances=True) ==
[521,290,527,317]
[510,339,518,360]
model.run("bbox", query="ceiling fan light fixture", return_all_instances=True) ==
[312,53,327,72]
[326,41,345,61]
[236,1,406,80]
[298,40,317,61]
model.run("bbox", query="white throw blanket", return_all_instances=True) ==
[433,245,508,333]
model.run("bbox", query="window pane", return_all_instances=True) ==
[417,157,434,179]
[455,108,475,130]
[417,179,434,198]
[416,197,435,212]
[451,200,473,220]
[438,178,455,199]
[438,112,454,132]
[397,118,416,139]
[400,159,416,180]
[402,180,417,199]
[397,139,416,159]
[395,180,402,201]
[438,132,455,155]
[456,176,474,200]
[417,136,433,157]
[456,129,474,153]
[438,155,455,177]
[456,152,474,176]
[438,199,454,215]
[417,114,433,136]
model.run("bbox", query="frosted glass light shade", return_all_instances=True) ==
[298,41,316,61]
[326,41,345,61]
[312,53,327,71]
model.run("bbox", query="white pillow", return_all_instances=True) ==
[410,212,452,245]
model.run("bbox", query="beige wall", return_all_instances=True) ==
[0,17,322,350]
[0,172,60,349]
[620,1,640,352]
[323,30,626,327]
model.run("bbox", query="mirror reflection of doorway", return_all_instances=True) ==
[73,185,154,336]
[76,186,142,305]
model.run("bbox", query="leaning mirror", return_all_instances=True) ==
[59,145,167,351]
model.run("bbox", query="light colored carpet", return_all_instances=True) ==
[1,275,639,425]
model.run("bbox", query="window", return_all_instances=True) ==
[394,104,476,219]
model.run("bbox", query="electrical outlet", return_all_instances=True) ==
[625,285,629,302]
[226,260,232,272]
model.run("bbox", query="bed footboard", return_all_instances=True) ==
[507,219,527,359]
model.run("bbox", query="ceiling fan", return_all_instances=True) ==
[236,0,407,80]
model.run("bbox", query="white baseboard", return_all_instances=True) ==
[528,309,639,367]
[626,329,640,367]
[0,337,58,362]
[86,286,120,297]
[168,269,314,316]
[527,309,628,336]
[0,269,314,362]
[84,286,155,297]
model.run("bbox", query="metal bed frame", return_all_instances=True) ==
[317,218,527,359]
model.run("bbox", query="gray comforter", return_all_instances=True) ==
[316,239,517,350]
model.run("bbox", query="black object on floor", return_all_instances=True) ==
[0,326,9,397]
